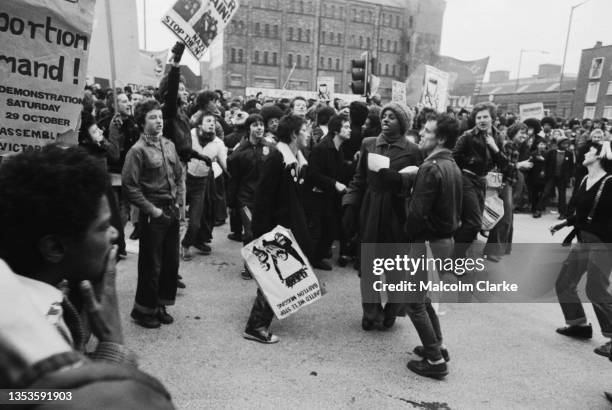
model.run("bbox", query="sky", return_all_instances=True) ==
[136,0,611,81]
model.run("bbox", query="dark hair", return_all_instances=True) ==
[522,118,542,135]
[290,96,307,110]
[157,72,186,101]
[134,99,161,131]
[470,102,497,125]
[363,113,382,138]
[316,106,336,126]
[195,90,219,111]
[507,123,528,140]
[540,116,557,129]
[245,113,264,130]
[277,114,305,143]
[587,141,612,173]
[328,114,349,137]
[435,114,460,149]
[0,145,109,274]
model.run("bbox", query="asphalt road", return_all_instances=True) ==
[117,211,612,409]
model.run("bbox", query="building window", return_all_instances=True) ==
[352,8,356,20]
[298,28,302,41]
[368,10,373,23]
[297,55,302,67]
[367,37,371,49]
[288,27,293,40]
[359,36,363,48]
[320,56,324,68]
[392,65,396,77]
[238,49,243,62]
[328,58,332,69]
[350,35,355,47]
[394,41,398,53]
[360,10,365,22]
[607,81,612,95]
[385,64,389,76]
[603,106,612,119]
[265,24,270,37]
[396,15,400,27]
[321,31,326,44]
[331,5,335,18]
[590,57,604,79]
[230,48,236,62]
[288,53,293,67]
[339,6,344,19]
[336,58,340,71]
[330,32,334,44]
[255,22,260,36]
[273,25,278,38]
[254,51,259,63]
[583,106,596,119]
[263,51,268,64]
[229,74,243,87]
[378,62,382,74]
[586,82,600,103]
[305,55,310,68]
[306,29,311,42]
[337,33,342,46]
[273,52,277,65]
[409,16,414,29]
[406,41,410,54]
[381,13,385,25]
[379,38,383,49]
[387,40,391,51]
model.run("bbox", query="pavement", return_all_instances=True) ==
[116,211,612,409]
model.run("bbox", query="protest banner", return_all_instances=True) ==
[241,225,323,319]
[139,49,170,86]
[0,0,96,156]
[421,65,449,112]
[519,102,545,120]
[316,76,334,101]
[392,80,406,104]
[162,0,239,60]
[434,55,489,108]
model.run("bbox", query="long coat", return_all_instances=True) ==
[343,135,422,243]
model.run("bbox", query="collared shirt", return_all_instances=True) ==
[122,134,184,215]
[15,275,73,346]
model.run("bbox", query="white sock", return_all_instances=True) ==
[427,358,445,365]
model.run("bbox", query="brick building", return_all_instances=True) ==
[203,0,445,101]
[473,64,576,117]
[572,42,612,120]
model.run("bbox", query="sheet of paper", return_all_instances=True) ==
[367,153,390,172]
[399,166,419,174]
[212,162,223,178]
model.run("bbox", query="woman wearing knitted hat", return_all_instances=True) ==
[342,102,422,331]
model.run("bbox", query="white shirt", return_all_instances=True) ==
[187,130,228,177]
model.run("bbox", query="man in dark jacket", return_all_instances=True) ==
[227,114,269,279]
[452,103,508,259]
[304,114,350,270]
[536,135,574,218]
[404,114,462,380]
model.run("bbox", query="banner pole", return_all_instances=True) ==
[105,0,119,109]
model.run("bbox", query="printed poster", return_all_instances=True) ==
[162,0,239,59]
[241,225,323,319]
[421,65,449,113]
[519,102,544,120]
[0,0,96,156]
[316,76,334,101]
[391,80,406,104]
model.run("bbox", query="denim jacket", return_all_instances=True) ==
[122,135,184,216]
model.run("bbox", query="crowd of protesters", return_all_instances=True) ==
[1,41,612,404]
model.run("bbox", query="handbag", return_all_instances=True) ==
[481,192,504,231]
[485,171,503,189]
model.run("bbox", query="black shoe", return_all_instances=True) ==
[382,316,396,329]
[407,358,448,380]
[533,211,542,218]
[362,317,376,331]
[594,341,612,357]
[129,224,140,240]
[413,346,450,362]
[131,309,161,329]
[241,269,252,280]
[556,324,592,339]
[194,243,211,255]
[312,260,332,271]
[605,391,612,403]
[177,279,186,289]
[157,306,174,324]
[228,232,242,242]
[243,328,279,344]
[338,255,349,267]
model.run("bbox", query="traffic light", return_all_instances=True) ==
[350,59,367,95]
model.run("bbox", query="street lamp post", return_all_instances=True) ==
[556,0,591,116]
[515,48,549,112]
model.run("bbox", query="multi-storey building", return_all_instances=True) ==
[572,42,612,120]
[203,0,445,101]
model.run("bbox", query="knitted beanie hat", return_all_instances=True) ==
[381,102,413,134]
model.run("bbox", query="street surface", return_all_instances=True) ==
[117,211,611,409]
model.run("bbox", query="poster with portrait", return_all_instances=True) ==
[316,76,334,101]
[241,225,323,319]
[421,65,449,113]
[589,57,604,79]
[162,0,239,59]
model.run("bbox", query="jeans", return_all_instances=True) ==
[134,203,180,314]
[555,231,612,337]
[181,175,211,248]
[405,239,453,361]
[245,288,275,332]
[453,173,486,258]
[484,184,514,257]
[537,176,568,215]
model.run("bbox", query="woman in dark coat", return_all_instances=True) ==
[342,102,422,331]
[243,114,313,344]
